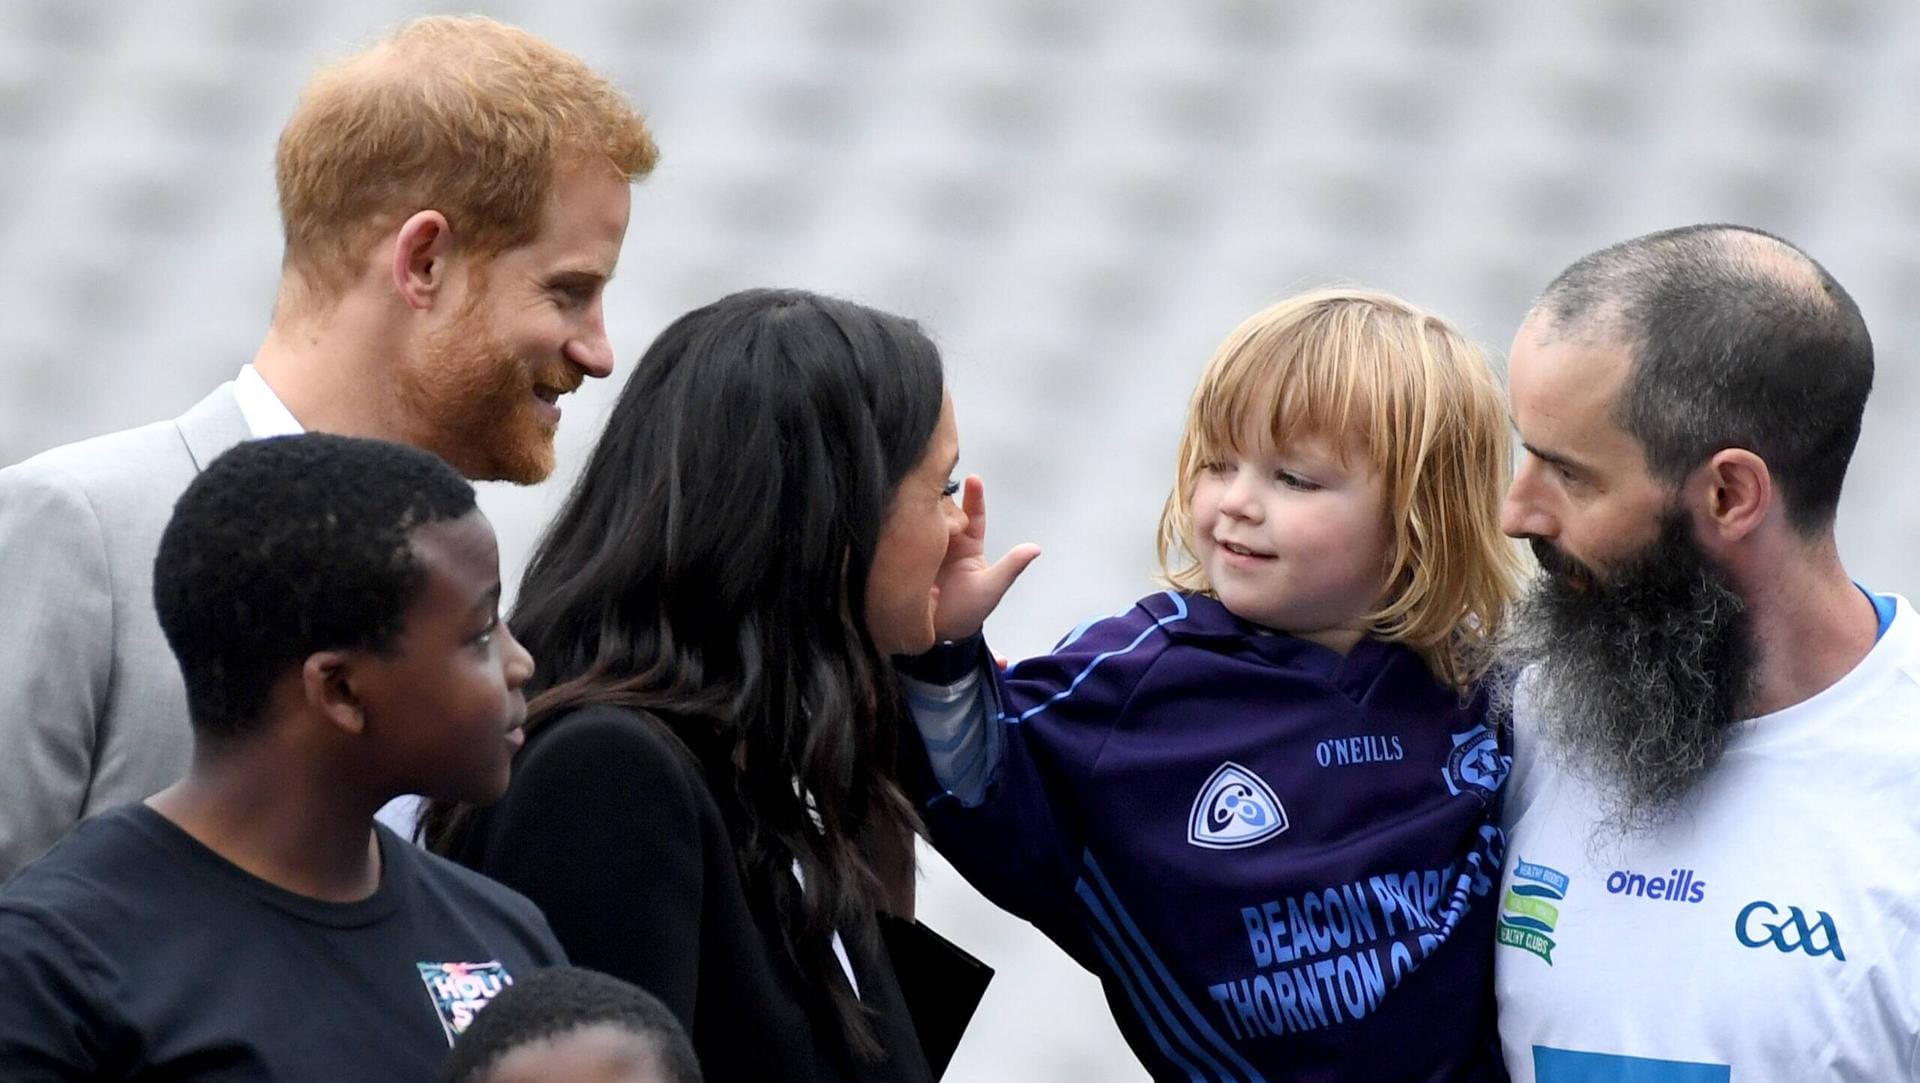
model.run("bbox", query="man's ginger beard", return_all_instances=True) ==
[396,277,575,485]
[1497,509,1757,834]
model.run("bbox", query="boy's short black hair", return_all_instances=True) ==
[153,433,476,745]
[440,966,701,1083]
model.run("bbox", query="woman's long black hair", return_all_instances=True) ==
[421,289,945,1058]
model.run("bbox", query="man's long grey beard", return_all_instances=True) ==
[1494,511,1756,836]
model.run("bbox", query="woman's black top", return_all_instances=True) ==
[446,703,967,1083]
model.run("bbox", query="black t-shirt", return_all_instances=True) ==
[0,804,566,1082]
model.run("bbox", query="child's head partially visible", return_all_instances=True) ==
[1157,288,1525,688]
[439,967,702,1083]
[153,433,532,803]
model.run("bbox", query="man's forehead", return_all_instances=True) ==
[1510,317,1633,407]
[1506,314,1649,470]
[497,162,631,268]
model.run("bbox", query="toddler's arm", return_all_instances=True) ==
[899,600,1174,960]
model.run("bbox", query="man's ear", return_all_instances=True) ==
[390,210,453,311]
[1696,447,1772,544]
[303,650,369,737]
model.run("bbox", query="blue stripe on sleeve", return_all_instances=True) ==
[1011,592,1189,725]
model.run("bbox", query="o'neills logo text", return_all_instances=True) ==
[1315,735,1404,768]
[1605,867,1707,904]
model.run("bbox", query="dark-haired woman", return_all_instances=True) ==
[423,290,999,1083]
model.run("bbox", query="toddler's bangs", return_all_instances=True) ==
[1185,304,1392,472]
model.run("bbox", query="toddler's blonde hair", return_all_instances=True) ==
[1157,288,1526,689]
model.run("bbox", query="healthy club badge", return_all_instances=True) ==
[1498,859,1569,964]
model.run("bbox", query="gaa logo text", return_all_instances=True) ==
[1734,901,1845,961]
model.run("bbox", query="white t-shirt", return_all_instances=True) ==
[1495,595,1920,1082]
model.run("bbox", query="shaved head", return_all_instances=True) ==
[1528,224,1872,533]
[1536,226,1833,342]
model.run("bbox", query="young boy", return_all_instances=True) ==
[0,433,563,1080]
[440,967,702,1083]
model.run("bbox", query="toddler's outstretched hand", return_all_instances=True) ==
[933,475,1040,643]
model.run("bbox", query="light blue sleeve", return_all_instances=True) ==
[899,664,1002,808]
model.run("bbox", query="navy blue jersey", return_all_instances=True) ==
[900,591,1508,1083]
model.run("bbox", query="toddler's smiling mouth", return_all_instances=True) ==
[1218,539,1273,559]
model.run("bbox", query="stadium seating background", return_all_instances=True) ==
[4,2,1916,1076]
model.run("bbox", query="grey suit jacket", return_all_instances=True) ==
[0,385,252,879]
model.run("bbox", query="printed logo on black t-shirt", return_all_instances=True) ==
[417,961,515,1043]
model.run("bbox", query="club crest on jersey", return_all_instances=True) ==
[1443,724,1509,799]
[1187,761,1288,850]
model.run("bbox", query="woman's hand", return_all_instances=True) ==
[932,475,1041,643]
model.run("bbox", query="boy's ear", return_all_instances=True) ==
[302,650,369,737]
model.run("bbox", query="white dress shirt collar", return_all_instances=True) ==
[232,363,303,438]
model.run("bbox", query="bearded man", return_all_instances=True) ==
[1491,224,1919,1081]
[0,15,658,879]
